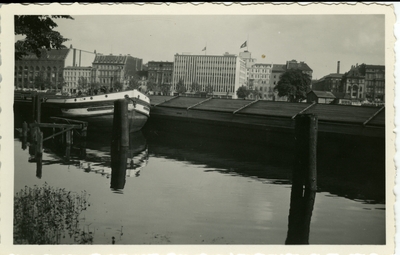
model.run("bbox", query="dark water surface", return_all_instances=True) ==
[14,116,386,244]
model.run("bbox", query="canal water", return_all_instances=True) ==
[13,116,386,245]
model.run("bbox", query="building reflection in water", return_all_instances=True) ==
[25,130,149,191]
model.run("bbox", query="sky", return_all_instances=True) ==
[52,14,385,80]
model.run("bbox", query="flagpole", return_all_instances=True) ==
[247,34,249,51]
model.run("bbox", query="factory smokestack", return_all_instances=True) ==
[337,61,340,74]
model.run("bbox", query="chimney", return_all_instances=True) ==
[337,61,340,74]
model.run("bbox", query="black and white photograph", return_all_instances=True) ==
[0,2,397,255]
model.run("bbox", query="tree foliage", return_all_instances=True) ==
[127,76,140,90]
[114,80,123,91]
[236,85,250,99]
[249,88,263,100]
[205,84,214,96]
[77,77,89,92]
[33,72,52,90]
[160,83,172,95]
[176,78,186,95]
[146,81,157,92]
[274,69,311,102]
[15,15,74,60]
[190,81,201,94]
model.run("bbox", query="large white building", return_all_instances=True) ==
[172,53,247,99]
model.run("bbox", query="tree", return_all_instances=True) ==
[274,69,311,102]
[205,83,214,96]
[190,81,201,94]
[236,85,250,99]
[114,80,123,92]
[32,71,52,90]
[250,88,263,100]
[88,82,100,95]
[146,81,157,92]
[77,76,89,94]
[127,76,140,90]
[176,78,186,95]
[15,15,74,60]
[160,83,172,95]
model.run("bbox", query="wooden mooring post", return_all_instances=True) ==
[28,123,38,160]
[22,121,28,150]
[35,131,43,179]
[79,126,87,159]
[32,94,42,123]
[111,99,129,190]
[286,113,318,245]
[65,130,72,162]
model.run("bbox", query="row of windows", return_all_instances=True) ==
[64,71,91,77]
[366,73,384,79]
[249,74,270,79]
[93,65,122,70]
[249,68,271,73]
[16,66,59,71]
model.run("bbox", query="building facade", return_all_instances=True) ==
[15,48,72,91]
[342,64,366,100]
[172,53,247,99]
[148,61,173,86]
[91,54,143,90]
[365,65,385,102]
[15,46,96,92]
[312,73,343,92]
[63,66,92,94]
[247,63,273,100]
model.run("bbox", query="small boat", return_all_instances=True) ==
[44,89,150,132]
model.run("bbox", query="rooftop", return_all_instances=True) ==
[309,90,336,98]
[19,48,71,61]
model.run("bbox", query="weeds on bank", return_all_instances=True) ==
[14,183,93,244]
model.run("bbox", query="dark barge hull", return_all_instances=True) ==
[148,96,385,138]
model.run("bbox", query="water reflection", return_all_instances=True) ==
[143,118,385,204]
[20,130,149,189]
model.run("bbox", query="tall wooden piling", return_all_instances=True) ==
[32,94,42,123]
[79,126,87,159]
[286,114,318,245]
[111,99,129,190]
[29,123,37,158]
[65,130,71,162]
[35,131,43,178]
[22,122,28,150]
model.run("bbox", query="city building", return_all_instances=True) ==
[91,54,143,90]
[247,63,273,100]
[147,61,173,86]
[63,66,92,94]
[365,65,385,102]
[172,53,247,99]
[312,73,343,92]
[14,46,95,91]
[342,64,366,100]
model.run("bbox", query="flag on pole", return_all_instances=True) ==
[240,41,247,48]
[202,46,206,51]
